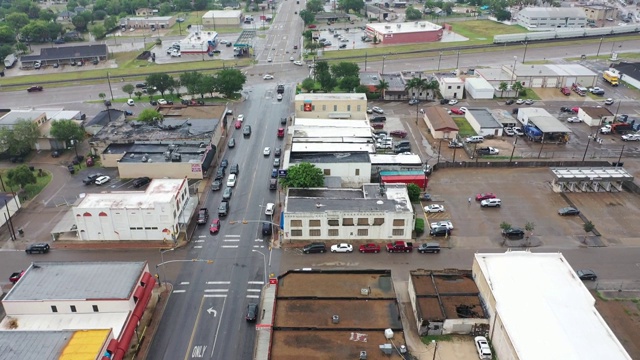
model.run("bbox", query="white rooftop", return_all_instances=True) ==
[292,126,373,138]
[291,142,376,153]
[295,93,367,101]
[474,252,631,360]
[129,16,173,21]
[367,21,441,35]
[203,9,242,18]
[0,313,129,338]
[370,154,422,165]
[76,178,186,209]
[294,118,372,128]
[465,77,495,90]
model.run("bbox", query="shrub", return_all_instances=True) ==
[415,218,425,234]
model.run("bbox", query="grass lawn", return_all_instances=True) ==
[522,89,541,100]
[452,117,476,136]
[0,169,52,201]
[450,20,528,41]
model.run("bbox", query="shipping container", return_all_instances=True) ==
[382,175,427,189]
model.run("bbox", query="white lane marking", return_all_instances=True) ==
[199,235,206,238]
[173,290,186,293]
[204,294,227,298]
[247,289,261,292]
[194,246,203,249]
[246,295,260,298]
[221,245,239,248]
[195,239,205,243]
[205,289,229,292]
[224,239,240,242]
[180,282,190,285]
[254,239,264,242]
[248,281,264,284]
[207,281,231,284]
[226,234,241,237]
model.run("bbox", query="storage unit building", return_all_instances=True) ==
[465,108,504,137]
[464,77,495,99]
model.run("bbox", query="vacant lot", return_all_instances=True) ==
[450,20,529,41]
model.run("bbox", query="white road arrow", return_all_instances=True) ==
[207,308,217,317]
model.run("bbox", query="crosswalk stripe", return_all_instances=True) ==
[225,234,241,237]
[180,282,190,285]
[248,281,264,285]
[207,281,231,284]
[224,239,240,242]
[205,289,228,292]
[204,294,227,298]
[194,246,203,249]
[246,295,260,298]
[198,235,206,238]
[173,290,186,293]
[247,289,261,292]
[221,245,238,248]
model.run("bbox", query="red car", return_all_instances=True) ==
[475,193,496,201]
[371,123,384,129]
[308,24,317,28]
[359,243,381,253]
[389,130,408,138]
[450,108,464,115]
[235,120,242,129]
[209,219,220,234]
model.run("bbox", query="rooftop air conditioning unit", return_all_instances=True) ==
[397,24,401,28]
[360,351,367,359]
[332,315,340,324]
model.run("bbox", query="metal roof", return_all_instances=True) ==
[468,108,503,128]
[21,44,108,62]
[4,261,147,301]
[234,30,256,47]
[550,167,633,182]
[289,152,370,164]
[0,330,75,360]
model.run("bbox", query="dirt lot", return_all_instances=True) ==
[277,272,395,298]
[594,292,640,359]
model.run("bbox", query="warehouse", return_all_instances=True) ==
[121,16,175,29]
[202,10,242,27]
[472,251,631,360]
[477,64,597,89]
[464,77,495,99]
[465,108,504,137]
[365,21,443,45]
[20,44,108,68]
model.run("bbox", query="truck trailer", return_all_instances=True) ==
[4,54,16,69]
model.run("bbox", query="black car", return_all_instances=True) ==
[271,169,278,178]
[370,116,386,123]
[417,242,441,253]
[280,117,287,125]
[440,99,450,105]
[246,303,259,321]
[560,106,574,113]
[502,228,525,239]
[215,167,225,181]
[339,44,347,49]
[150,100,158,106]
[67,165,76,174]
[51,150,60,158]
[576,269,597,281]
[230,164,239,175]
[135,83,147,88]
[430,226,451,237]
[303,242,326,254]
[211,180,221,191]
[25,243,50,254]
[132,176,151,188]
[83,173,103,185]
[220,159,229,169]
[558,207,580,216]
[262,221,272,235]
[222,187,233,200]
[243,125,252,137]
[505,99,515,105]
[512,107,519,115]
[274,148,281,157]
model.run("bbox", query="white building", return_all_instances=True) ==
[473,251,631,360]
[516,7,588,30]
[283,184,414,242]
[287,152,371,188]
[73,178,190,241]
[438,76,464,99]
[1,261,155,358]
[577,106,614,127]
[175,30,218,54]
[294,93,368,120]
[202,10,242,27]
[464,77,495,99]
[465,108,504,137]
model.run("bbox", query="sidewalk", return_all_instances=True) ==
[134,282,173,360]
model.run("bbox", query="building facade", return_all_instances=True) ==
[439,76,464,99]
[577,106,614,127]
[365,21,443,44]
[516,7,587,30]
[122,16,175,29]
[464,77,495,99]
[72,179,190,241]
[288,152,371,188]
[423,107,459,139]
[294,93,368,119]
[582,5,618,22]
[202,10,243,26]
[283,184,414,242]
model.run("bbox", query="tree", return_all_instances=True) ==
[138,108,162,123]
[299,10,315,25]
[90,24,106,39]
[330,62,360,79]
[50,119,85,147]
[375,79,389,99]
[104,16,118,31]
[214,68,246,98]
[500,221,512,245]
[280,162,324,189]
[315,61,336,92]
[583,221,595,243]
[6,13,30,31]
[93,10,107,20]
[0,120,39,156]
[146,73,175,97]
[524,221,535,244]
[405,77,427,99]
[340,76,360,92]
[0,26,16,45]
[134,91,143,100]
[0,45,13,63]
[5,165,36,190]
[498,81,509,97]
[406,6,423,20]
[512,81,524,96]
[495,9,511,21]
[72,15,88,31]
[306,0,324,12]
[406,183,421,202]
[180,71,201,97]
[122,84,135,97]
[20,20,52,43]
[146,87,157,100]
[301,78,316,92]
[338,0,364,13]
[98,93,106,100]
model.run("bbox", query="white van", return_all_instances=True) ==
[465,135,484,143]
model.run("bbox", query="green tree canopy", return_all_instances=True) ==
[214,68,246,98]
[306,0,324,12]
[406,183,421,202]
[0,25,17,44]
[405,6,423,20]
[72,15,88,31]
[330,62,360,79]
[337,0,364,13]
[146,73,176,97]
[5,165,36,189]
[138,108,163,123]
[0,120,39,156]
[122,84,135,96]
[299,10,315,25]
[301,78,316,92]
[281,162,324,189]
[6,13,30,30]
[90,24,106,39]
[340,75,360,92]
[50,120,84,147]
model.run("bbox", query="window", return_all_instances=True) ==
[343,218,354,226]
[448,86,451,89]
[334,105,337,111]
[291,229,302,236]
[291,220,302,227]
[357,229,368,236]
[393,219,405,226]
[92,305,99,312]
[357,105,361,111]
[328,219,339,226]
[324,169,331,175]
[309,220,321,227]
[322,105,326,111]
[347,105,351,111]
[355,169,360,176]
[357,218,369,225]
[373,218,384,225]
[70,305,77,313]
[51,305,58,313]
[310,229,321,236]
[328,229,339,236]
[392,229,405,236]
[300,105,304,111]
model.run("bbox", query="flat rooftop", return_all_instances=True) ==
[520,107,572,133]
[468,108,502,128]
[4,261,147,301]
[0,110,45,127]
[291,143,375,153]
[360,71,382,86]
[474,251,632,360]
[111,142,208,164]
[370,154,423,165]
[76,179,187,209]
[294,118,373,128]
[292,126,373,138]
[0,330,111,360]
[285,183,412,213]
[289,152,370,164]
[367,21,441,34]
[295,93,367,101]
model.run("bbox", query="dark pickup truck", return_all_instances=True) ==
[197,208,209,225]
[386,241,413,253]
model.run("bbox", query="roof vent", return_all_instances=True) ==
[360,351,367,360]
[360,287,370,296]
[332,315,340,324]
[377,200,384,205]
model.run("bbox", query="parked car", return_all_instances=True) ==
[265,203,275,216]
[513,127,524,136]
[330,243,353,253]
[235,120,242,129]
[448,140,463,148]
[263,147,271,156]
[558,207,580,216]
[25,243,50,254]
[371,106,384,114]
[430,221,453,230]
[197,208,209,224]
[475,336,492,360]
[215,167,225,181]
[389,130,407,138]
[303,242,326,253]
[621,134,640,141]
[246,303,259,321]
[83,173,103,185]
[408,98,419,105]
[560,87,571,96]
[424,204,445,213]
[567,117,581,123]
[448,99,459,105]
[502,227,525,239]
[211,180,221,191]
[475,193,496,201]
[210,218,223,234]
[132,177,151,188]
[476,147,499,155]
[449,108,464,115]
[94,176,111,185]
[226,174,237,187]
[480,198,501,207]
[230,164,239,175]
[242,125,252,137]
[228,138,235,148]
[505,99,515,105]
[576,269,597,281]
[604,98,614,105]
[263,74,274,80]
[515,99,525,105]
[417,242,441,254]
[504,127,515,136]
[560,106,575,113]
[273,158,281,167]
[274,148,282,157]
[524,99,534,105]
[430,226,451,237]
[359,243,381,253]
[222,187,233,200]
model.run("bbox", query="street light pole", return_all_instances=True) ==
[437,51,443,71]
[252,250,268,285]
[159,248,174,285]
[509,136,518,163]
[596,37,604,57]
[382,55,386,75]
[510,56,517,95]
[522,41,528,63]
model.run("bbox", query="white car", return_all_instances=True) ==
[226,174,237,187]
[459,107,468,113]
[289,56,294,61]
[504,127,515,136]
[265,202,275,216]
[604,98,614,105]
[622,133,640,141]
[515,99,525,105]
[267,57,272,62]
[330,243,353,253]
[372,106,384,114]
[566,117,581,123]
[600,124,612,134]
[513,127,524,136]
[424,204,445,213]
[448,99,458,105]
[475,336,492,360]
[367,108,373,114]
[94,175,111,185]
[293,61,304,66]
[127,99,135,106]
[277,94,283,101]
[263,74,274,80]
[431,220,453,230]
[263,147,271,156]
[237,114,244,122]
[158,99,168,105]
